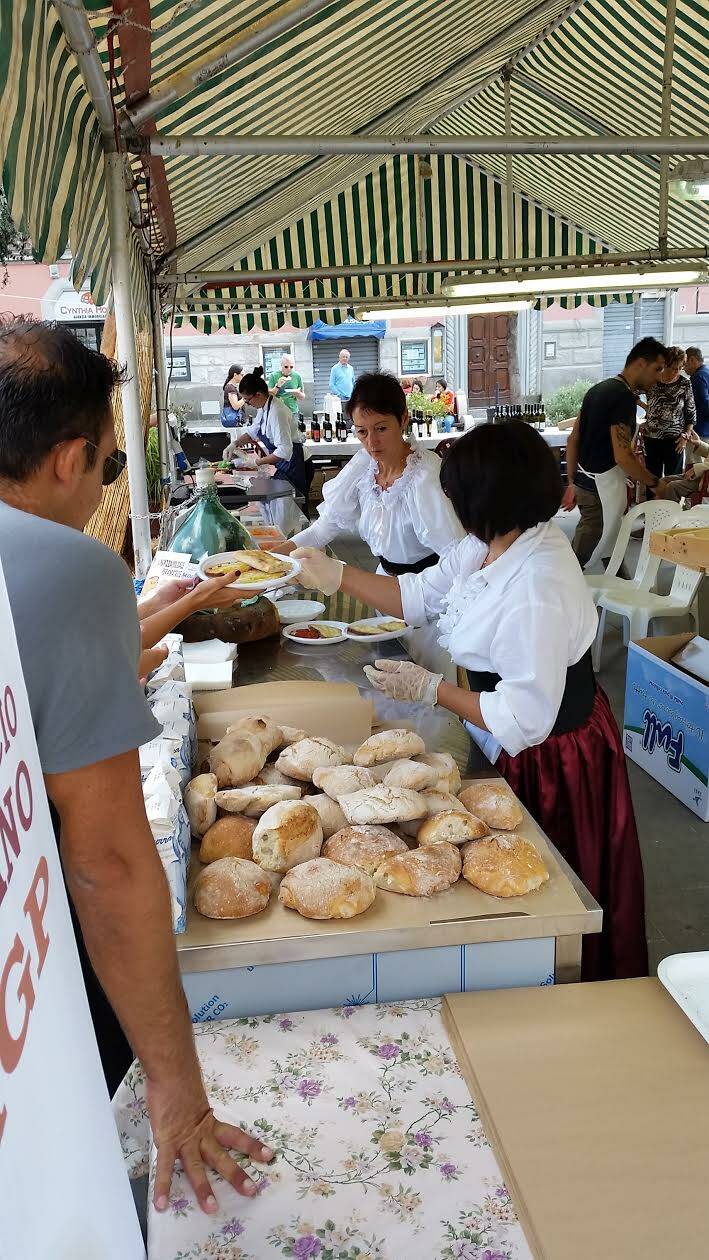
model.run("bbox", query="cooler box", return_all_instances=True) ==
[623,633,709,822]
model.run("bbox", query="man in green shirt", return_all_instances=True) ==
[267,353,305,419]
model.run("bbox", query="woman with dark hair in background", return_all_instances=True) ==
[642,345,696,481]
[285,372,463,674]
[434,378,455,413]
[220,364,244,428]
[225,365,306,493]
[292,421,647,981]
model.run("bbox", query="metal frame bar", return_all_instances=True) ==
[144,133,708,158]
[503,73,515,256]
[123,0,338,132]
[658,0,678,255]
[164,244,709,288]
[150,282,171,488]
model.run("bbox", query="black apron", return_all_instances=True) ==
[467,648,596,736]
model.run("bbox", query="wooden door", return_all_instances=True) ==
[467,314,511,406]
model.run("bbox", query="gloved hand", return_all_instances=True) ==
[363,659,443,707]
[291,547,344,596]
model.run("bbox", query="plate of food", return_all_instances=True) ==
[282,620,348,644]
[197,550,301,592]
[345,616,412,643]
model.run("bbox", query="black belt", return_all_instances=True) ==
[466,648,596,737]
[378,552,439,576]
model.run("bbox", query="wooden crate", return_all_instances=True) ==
[650,524,709,571]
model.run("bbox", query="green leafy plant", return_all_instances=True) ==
[543,378,594,422]
[0,189,31,284]
[145,427,161,506]
[406,394,448,419]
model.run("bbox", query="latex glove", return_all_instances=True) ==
[291,547,344,595]
[222,439,240,461]
[363,658,443,707]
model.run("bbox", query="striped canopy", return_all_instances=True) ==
[1,0,707,328]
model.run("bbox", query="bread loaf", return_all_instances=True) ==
[276,736,350,781]
[226,714,282,755]
[279,857,375,919]
[312,764,378,798]
[194,857,271,919]
[184,772,218,838]
[417,810,488,847]
[278,724,308,748]
[382,759,440,791]
[209,730,267,788]
[215,784,301,816]
[353,728,426,767]
[373,842,461,896]
[306,793,348,839]
[399,789,465,837]
[457,783,523,831]
[252,764,303,789]
[413,752,462,794]
[339,784,426,825]
[323,825,409,876]
[461,832,548,897]
[199,815,256,864]
[252,800,323,872]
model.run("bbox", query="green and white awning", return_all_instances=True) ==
[0,0,706,324]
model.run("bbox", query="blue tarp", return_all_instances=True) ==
[307,317,386,341]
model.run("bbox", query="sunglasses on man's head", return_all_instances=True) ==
[84,438,127,485]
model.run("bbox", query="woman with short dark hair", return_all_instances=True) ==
[225,365,306,493]
[293,420,647,982]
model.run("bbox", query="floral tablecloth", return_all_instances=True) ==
[114,998,532,1260]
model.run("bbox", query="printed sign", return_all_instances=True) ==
[138,550,198,603]
[166,350,191,381]
[0,563,144,1258]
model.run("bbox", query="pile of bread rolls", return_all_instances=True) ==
[185,719,549,923]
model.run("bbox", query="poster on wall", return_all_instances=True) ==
[0,564,144,1259]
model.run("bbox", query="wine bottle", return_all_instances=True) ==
[323,415,333,442]
[312,414,321,442]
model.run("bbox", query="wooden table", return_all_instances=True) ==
[651,523,709,633]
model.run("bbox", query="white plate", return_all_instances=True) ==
[197,551,301,592]
[345,616,412,643]
[657,951,709,1043]
[275,599,326,624]
[282,620,348,645]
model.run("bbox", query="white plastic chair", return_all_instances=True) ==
[584,499,683,605]
[592,505,709,670]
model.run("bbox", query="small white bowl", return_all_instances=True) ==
[275,599,326,624]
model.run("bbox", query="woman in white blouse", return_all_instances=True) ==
[225,365,306,494]
[293,421,647,982]
[287,373,464,674]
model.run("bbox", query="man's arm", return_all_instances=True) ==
[47,752,273,1211]
[328,365,338,391]
[611,423,663,491]
[561,416,580,510]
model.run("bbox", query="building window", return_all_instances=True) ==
[543,340,557,360]
[65,322,104,352]
[261,343,294,379]
[399,338,430,376]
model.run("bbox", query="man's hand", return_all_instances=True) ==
[656,478,669,498]
[560,485,576,512]
[138,643,169,683]
[149,1077,274,1212]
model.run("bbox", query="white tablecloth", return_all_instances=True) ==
[114,998,532,1260]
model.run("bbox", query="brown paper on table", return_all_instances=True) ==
[443,979,709,1260]
[194,681,373,745]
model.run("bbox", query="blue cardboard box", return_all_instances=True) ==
[624,633,709,822]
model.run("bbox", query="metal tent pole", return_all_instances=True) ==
[658,0,678,256]
[150,283,171,489]
[105,151,153,577]
[503,72,515,258]
[144,133,709,158]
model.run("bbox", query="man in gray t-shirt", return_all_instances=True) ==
[0,319,273,1213]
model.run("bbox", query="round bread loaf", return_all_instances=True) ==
[275,736,350,781]
[209,730,267,788]
[338,784,426,825]
[306,793,348,839]
[215,784,301,816]
[184,772,218,838]
[226,714,283,755]
[279,857,376,919]
[353,728,426,767]
[252,800,323,872]
[199,815,256,864]
[417,809,488,847]
[194,856,271,919]
[252,764,303,789]
[312,764,378,798]
[323,825,409,876]
[457,783,523,830]
[399,789,465,837]
[373,842,461,896]
[461,832,548,897]
[278,724,308,748]
[413,752,462,794]
[382,759,440,791]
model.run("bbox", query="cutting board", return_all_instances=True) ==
[194,680,373,745]
[443,979,709,1260]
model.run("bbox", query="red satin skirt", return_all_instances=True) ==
[496,686,648,981]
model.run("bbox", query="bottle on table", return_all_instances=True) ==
[311,413,321,442]
[298,415,307,437]
[323,415,333,442]
[336,415,347,442]
[167,465,256,562]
